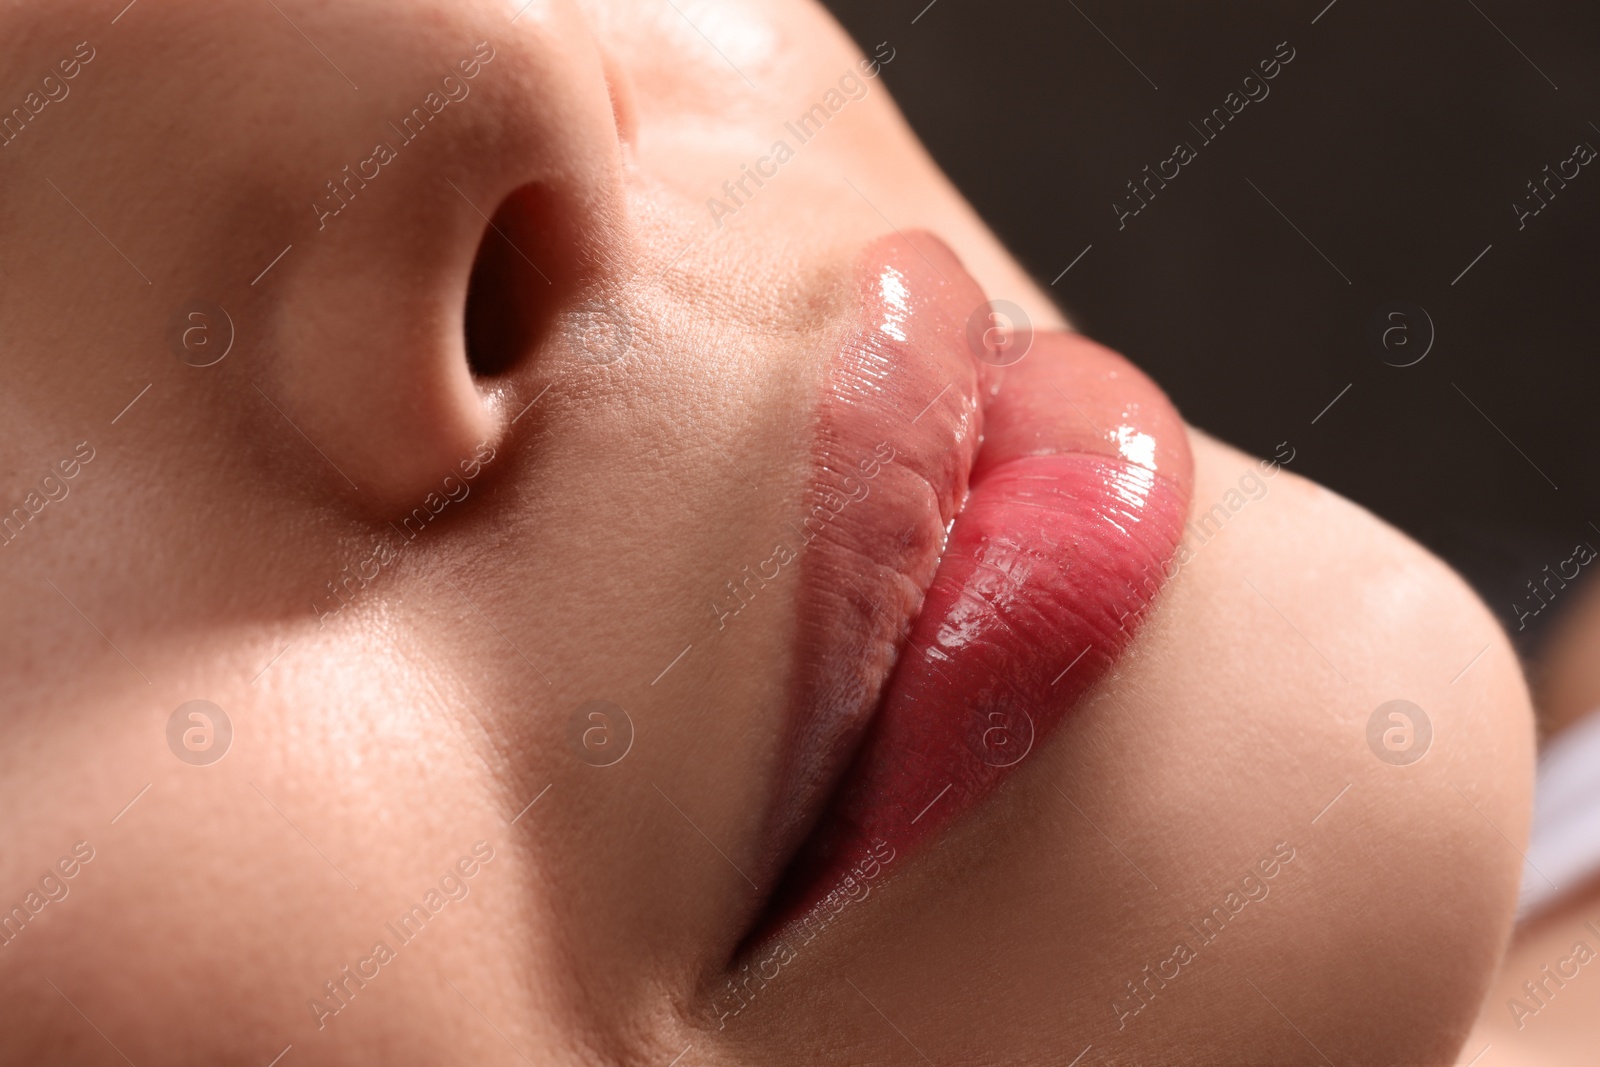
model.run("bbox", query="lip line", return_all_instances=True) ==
[747,231,992,894]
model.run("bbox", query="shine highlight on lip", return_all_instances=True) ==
[765,231,1195,929]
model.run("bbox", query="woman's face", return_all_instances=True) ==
[0,1,1534,1064]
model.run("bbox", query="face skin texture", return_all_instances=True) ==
[0,1,1533,1064]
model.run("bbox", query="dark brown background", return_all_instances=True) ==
[821,0,1600,656]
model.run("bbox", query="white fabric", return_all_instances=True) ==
[1519,709,1600,922]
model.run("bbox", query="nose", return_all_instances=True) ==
[264,1,629,508]
[53,0,629,509]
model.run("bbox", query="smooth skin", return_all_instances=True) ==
[1465,577,1600,1067]
[0,1,1531,1063]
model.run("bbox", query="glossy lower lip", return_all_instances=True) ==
[763,231,1193,923]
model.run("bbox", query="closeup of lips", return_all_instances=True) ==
[758,231,1194,929]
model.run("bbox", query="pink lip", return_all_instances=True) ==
[763,231,1193,923]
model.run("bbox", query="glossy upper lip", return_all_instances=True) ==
[753,231,995,878]
[748,229,1194,931]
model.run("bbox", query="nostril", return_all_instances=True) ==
[463,183,563,379]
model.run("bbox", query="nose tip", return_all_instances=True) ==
[249,2,628,510]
